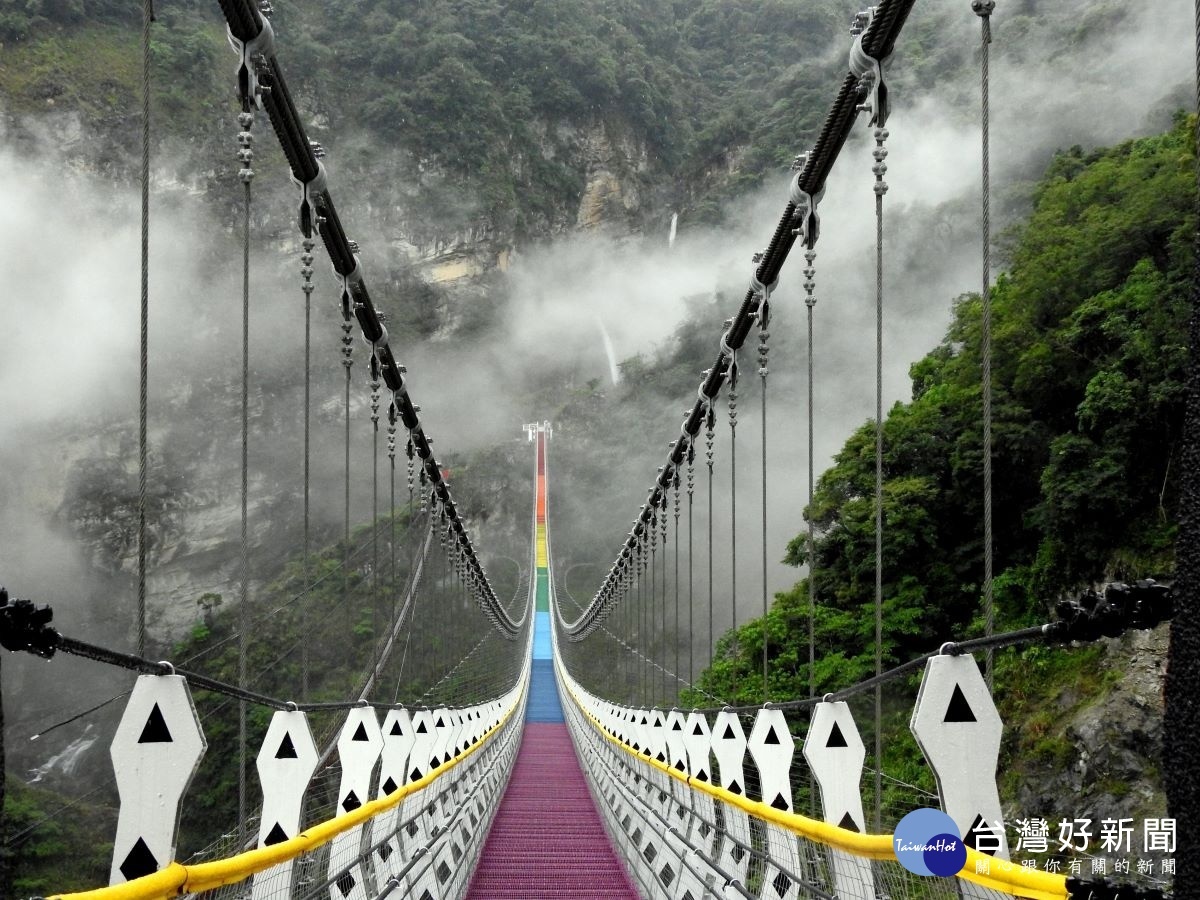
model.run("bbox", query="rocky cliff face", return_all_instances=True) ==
[570,123,650,233]
[1004,623,1168,855]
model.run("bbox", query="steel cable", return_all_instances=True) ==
[137,0,151,661]
[235,103,255,850]
[213,0,510,629]
[976,0,997,691]
[563,0,919,639]
[760,312,769,702]
[872,123,889,835]
[805,249,817,705]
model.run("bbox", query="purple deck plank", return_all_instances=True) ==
[465,723,640,898]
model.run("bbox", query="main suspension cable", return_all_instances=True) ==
[214,0,511,634]
[559,0,918,641]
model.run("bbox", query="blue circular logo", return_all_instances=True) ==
[893,808,966,877]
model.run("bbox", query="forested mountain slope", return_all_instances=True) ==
[682,116,1192,828]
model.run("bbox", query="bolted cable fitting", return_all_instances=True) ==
[873,127,890,197]
[849,6,891,127]
[789,168,823,247]
[236,112,255,184]
[1049,580,1173,642]
[804,249,818,309]
[0,588,60,659]
[227,14,275,111]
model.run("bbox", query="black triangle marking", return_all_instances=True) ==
[335,871,356,897]
[275,732,298,759]
[416,720,428,734]
[342,790,361,813]
[944,684,977,723]
[352,722,369,741]
[378,843,393,862]
[964,813,997,855]
[827,721,849,748]
[770,792,790,811]
[838,811,860,832]
[410,767,423,781]
[693,723,705,736]
[728,779,742,795]
[672,720,683,731]
[137,704,173,744]
[436,716,445,727]
[263,822,289,846]
[119,837,159,881]
[764,726,781,745]
[722,724,736,739]
[382,776,399,795]
[390,720,404,736]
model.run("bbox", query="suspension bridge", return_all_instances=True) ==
[0,0,1194,897]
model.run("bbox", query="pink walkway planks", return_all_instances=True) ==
[465,722,640,899]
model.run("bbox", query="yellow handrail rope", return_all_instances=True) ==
[50,690,524,900]
[559,671,1068,900]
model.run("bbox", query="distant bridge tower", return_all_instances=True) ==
[523,421,552,441]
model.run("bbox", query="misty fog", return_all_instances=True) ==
[0,0,1193,787]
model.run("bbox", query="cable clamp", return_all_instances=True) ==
[719,333,740,391]
[788,177,824,247]
[333,259,365,331]
[849,6,890,127]
[362,323,389,351]
[226,16,275,110]
[334,256,364,294]
[748,269,778,303]
[291,158,327,238]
